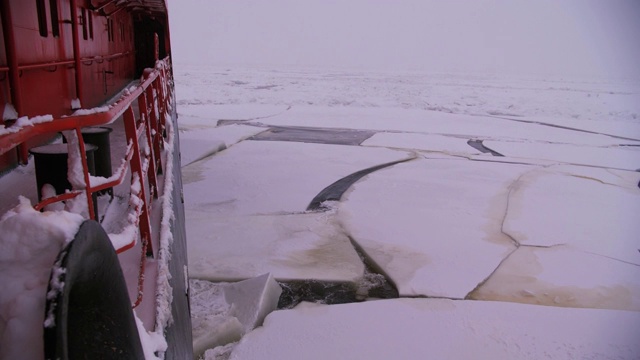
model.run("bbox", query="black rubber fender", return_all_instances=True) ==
[43,220,145,360]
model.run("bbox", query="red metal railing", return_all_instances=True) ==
[0,57,172,259]
[0,57,173,308]
[5,52,134,71]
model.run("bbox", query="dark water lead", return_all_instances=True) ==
[249,126,376,146]
[277,273,399,309]
[278,234,399,309]
[467,139,504,156]
[307,158,415,211]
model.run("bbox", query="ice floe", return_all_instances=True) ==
[187,212,364,283]
[338,158,532,298]
[229,298,640,359]
[484,140,640,170]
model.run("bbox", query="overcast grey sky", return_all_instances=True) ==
[167,0,640,79]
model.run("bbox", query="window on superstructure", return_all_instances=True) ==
[119,22,124,42]
[49,0,59,37]
[80,8,88,40]
[107,18,114,42]
[88,10,94,39]
[36,0,48,37]
[107,18,111,41]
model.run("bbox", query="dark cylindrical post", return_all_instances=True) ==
[80,127,112,178]
[29,143,98,215]
[63,127,114,195]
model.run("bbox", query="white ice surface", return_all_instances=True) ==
[176,104,289,123]
[172,66,640,125]
[187,212,364,283]
[259,106,633,147]
[484,140,640,170]
[471,246,640,311]
[182,140,412,216]
[510,114,640,141]
[169,65,640,358]
[223,273,282,333]
[178,122,265,166]
[184,141,410,283]
[503,166,640,265]
[362,132,482,156]
[229,298,640,360]
[339,158,531,298]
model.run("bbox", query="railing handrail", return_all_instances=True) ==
[0,52,134,73]
[0,61,156,156]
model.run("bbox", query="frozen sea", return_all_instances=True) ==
[175,63,640,359]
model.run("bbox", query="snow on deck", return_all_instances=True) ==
[176,65,640,358]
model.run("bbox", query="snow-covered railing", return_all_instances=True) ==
[0,57,174,261]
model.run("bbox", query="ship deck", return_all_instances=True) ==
[0,98,163,333]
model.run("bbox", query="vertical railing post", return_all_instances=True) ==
[123,106,153,257]
[137,93,158,198]
[156,68,167,135]
[145,84,162,174]
[74,127,96,220]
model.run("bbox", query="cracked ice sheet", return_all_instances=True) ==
[484,140,640,171]
[362,132,482,156]
[504,165,640,265]
[182,140,412,216]
[511,115,640,141]
[229,299,640,360]
[177,104,290,122]
[260,105,628,147]
[470,246,640,311]
[187,212,364,283]
[338,158,532,298]
[179,123,265,166]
